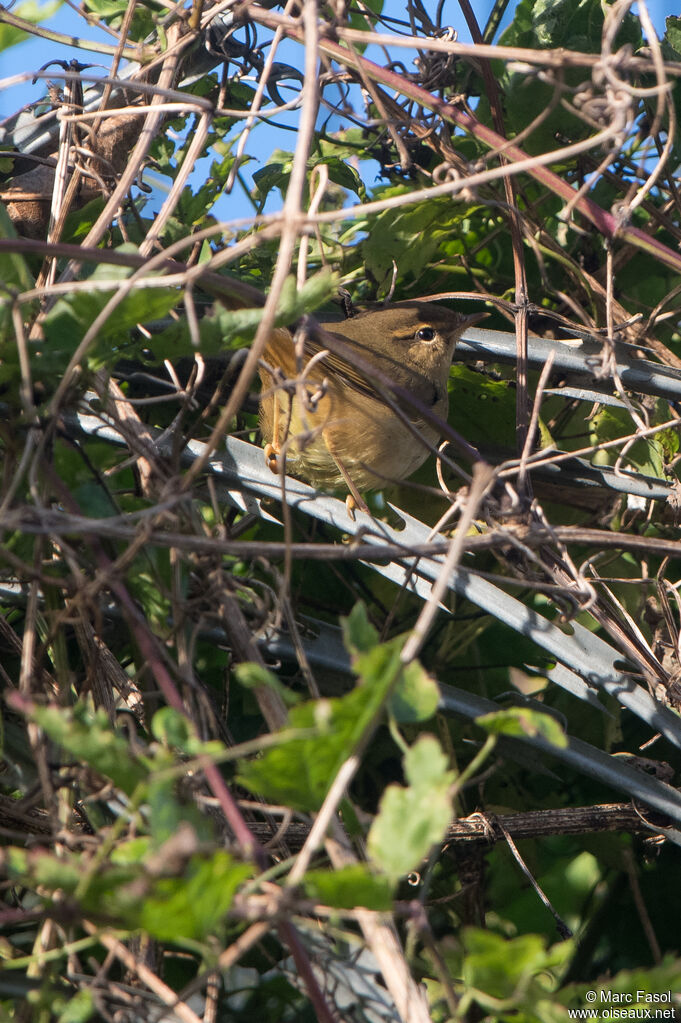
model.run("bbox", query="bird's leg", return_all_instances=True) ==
[344,493,363,520]
[264,397,281,474]
[343,481,369,520]
[322,429,369,518]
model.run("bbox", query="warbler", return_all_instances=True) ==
[258,302,485,514]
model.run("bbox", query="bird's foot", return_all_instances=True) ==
[345,492,369,519]
[264,443,280,474]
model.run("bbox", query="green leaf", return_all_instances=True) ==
[403,732,452,788]
[71,480,119,519]
[666,15,681,56]
[35,249,182,378]
[352,638,404,692]
[460,928,571,1005]
[139,851,251,942]
[207,270,337,349]
[5,848,82,893]
[497,0,642,155]
[302,864,393,911]
[27,703,148,796]
[389,660,440,723]
[313,155,366,200]
[537,416,555,451]
[253,154,293,204]
[241,604,433,811]
[363,201,443,285]
[476,706,568,748]
[62,196,107,243]
[0,0,60,50]
[57,989,95,1023]
[15,838,251,942]
[143,750,217,846]
[449,366,515,450]
[560,958,681,1014]
[238,680,392,812]
[502,0,640,52]
[234,662,299,707]
[341,601,379,656]
[368,735,454,882]
[42,276,181,357]
[151,708,197,750]
[589,405,664,478]
[238,617,409,812]
[150,707,225,757]
[0,202,34,292]
[111,837,152,865]
[83,0,155,35]
[276,269,339,321]
[348,0,383,42]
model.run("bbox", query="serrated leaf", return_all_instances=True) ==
[139,852,250,942]
[363,202,442,284]
[150,706,195,751]
[111,837,152,865]
[10,849,82,893]
[404,733,452,787]
[209,270,337,348]
[72,480,118,519]
[589,405,663,478]
[314,155,366,200]
[238,678,395,812]
[348,0,383,41]
[42,277,181,355]
[352,637,404,691]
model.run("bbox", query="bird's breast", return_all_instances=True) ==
[259,334,451,491]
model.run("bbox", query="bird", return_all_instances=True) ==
[258,301,485,514]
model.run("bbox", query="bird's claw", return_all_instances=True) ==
[264,443,280,475]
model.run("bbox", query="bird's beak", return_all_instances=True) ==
[462,311,489,330]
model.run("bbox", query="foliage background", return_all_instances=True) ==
[2,0,681,1020]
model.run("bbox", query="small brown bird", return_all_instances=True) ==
[258,302,485,513]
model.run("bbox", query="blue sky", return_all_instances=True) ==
[1,0,679,221]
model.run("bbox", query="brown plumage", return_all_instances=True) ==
[258,302,485,512]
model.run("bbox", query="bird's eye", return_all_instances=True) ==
[416,327,436,342]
